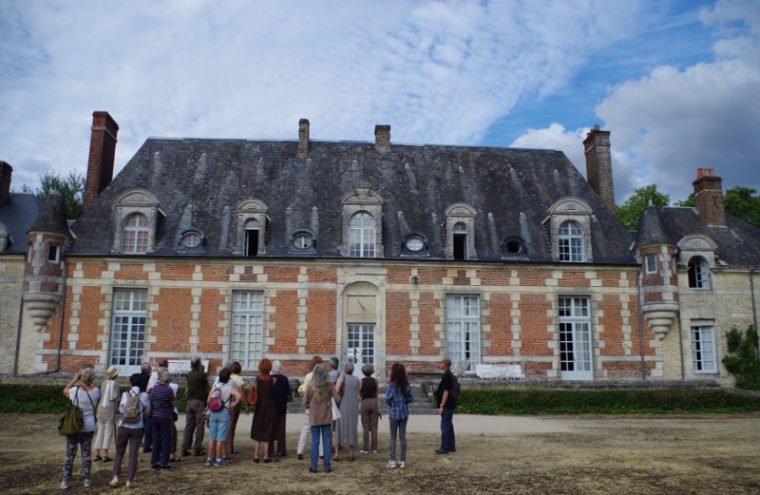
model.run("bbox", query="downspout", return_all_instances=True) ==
[636,270,646,380]
[676,309,685,381]
[12,294,24,376]
[54,260,69,373]
[751,268,759,358]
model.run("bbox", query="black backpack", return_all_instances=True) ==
[450,374,461,401]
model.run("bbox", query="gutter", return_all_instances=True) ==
[54,260,69,373]
[636,270,646,380]
[751,268,759,358]
[12,294,24,376]
[676,310,685,381]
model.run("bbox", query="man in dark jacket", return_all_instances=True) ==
[182,358,209,457]
[434,357,456,454]
[269,360,291,457]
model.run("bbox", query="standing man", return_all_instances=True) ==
[269,360,291,457]
[434,356,456,454]
[182,358,209,457]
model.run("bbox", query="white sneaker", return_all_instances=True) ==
[372,449,379,454]
[109,476,119,487]
[359,449,368,454]
[83,479,92,488]
[399,461,406,469]
[60,481,70,490]
[387,460,397,469]
[126,480,139,488]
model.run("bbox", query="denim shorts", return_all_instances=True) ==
[208,409,230,441]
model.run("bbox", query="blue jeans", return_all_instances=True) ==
[389,419,407,462]
[310,425,332,471]
[151,416,172,467]
[143,417,152,451]
[440,408,455,452]
[208,409,230,442]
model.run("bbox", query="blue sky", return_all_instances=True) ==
[1,0,758,204]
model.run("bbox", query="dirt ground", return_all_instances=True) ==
[1,413,759,495]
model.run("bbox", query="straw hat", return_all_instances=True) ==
[106,366,120,379]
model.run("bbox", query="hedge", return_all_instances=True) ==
[456,387,760,414]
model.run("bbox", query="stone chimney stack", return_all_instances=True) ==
[298,119,310,157]
[693,167,726,226]
[375,125,391,153]
[0,161,12,207]
[583,125,615,210]
[83,111,119,210]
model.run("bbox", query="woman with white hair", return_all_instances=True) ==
[334,361,361,461]
[94,366,120,462]
[304,364,339,473]
[61,367,101,490]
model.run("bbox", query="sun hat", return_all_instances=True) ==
[106,366,120,379]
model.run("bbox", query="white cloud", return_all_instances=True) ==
[0,0,642,191]
[511,0,760,203]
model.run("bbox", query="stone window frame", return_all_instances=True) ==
[235,199,269,256]
[341,182,384,258]
[289,228,317,255]
[544,197,593,263]
[677,234,717,290]
[113,188,162,254]
[690,324,717,373]
[178,228,205,253]
[444,202,478,260]
[644,254,658,274]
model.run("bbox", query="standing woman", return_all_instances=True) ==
[94,366,121,462]
[296,356,323,460]
[109,373,150,488]
[359,364,380,454]
[206,367,242,467]
[250,358,277,463]
[334,361,361,461]
[149,371,176,469]
[304,364,339,473]
[226,361,246,457]
[61,367,101,490]
[385,363,413,469]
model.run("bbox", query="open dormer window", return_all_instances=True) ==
[122,213,151,254]
[348,211,376,257]
[445,203,477,260]
[453,222,467,260]
[236,199,268,256]
[244,219,261,257]
[688,256,710,289]
[558,220,584,262]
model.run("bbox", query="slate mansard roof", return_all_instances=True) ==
[69,138,635,264]
[638,205,760,267]
[0,193,40,255]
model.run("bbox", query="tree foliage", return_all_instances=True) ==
[32,171,85,220]
[723,325,760,391]
[724,186,760,228]
[614,185,670,231]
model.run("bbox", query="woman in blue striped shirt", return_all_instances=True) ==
[384,363,413,469]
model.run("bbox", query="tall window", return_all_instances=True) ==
[558,221,584,262]
[347,323,375,368]
[110,289,147,374]
[446,295,481,368]
[688,256,710,289]
[453,222,467,260]
[349,211,376,257]
[645,254,657,274]
[122,213,151,254]
[244,219,261,257]
[691,325,716,373]
[231,291,265,370]
[558,296,592,380]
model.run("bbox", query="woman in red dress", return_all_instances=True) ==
[250,358,277,463]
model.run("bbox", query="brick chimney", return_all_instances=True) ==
[0,161,11,206]
[693,167,726,226]
[375,125,391,153]
[83,111,119,209]
[298,119,310,158]
[583,125,615,210]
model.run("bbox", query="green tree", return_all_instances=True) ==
[723,325,760,391]
[615,185,670,231]
[34,171,85,220]
[725,186,760,228]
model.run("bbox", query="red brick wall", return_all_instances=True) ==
[269,290,298,353]
[152,288,191,353]
[198,289,224,353]
[598,294,624,355]
[417,292,439,356]
[115,263,148,280]
[305,290,336,353]
[386,291,411,355]
[486,293,512,355]
[519,293,553,356]
[265,267,299,283]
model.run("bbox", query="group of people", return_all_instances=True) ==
[59,355,457,488]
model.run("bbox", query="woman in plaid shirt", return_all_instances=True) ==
[384,363,413,469]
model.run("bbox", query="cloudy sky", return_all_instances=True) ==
[1,0,758,203]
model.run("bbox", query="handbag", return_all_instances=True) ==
[331,397,341,421]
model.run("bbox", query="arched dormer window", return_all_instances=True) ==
[236,199,268,256]
[687,256,711,289]
[113,188,161,254]
[558,220,584,262]
[122,213,151,254]
[445,203,477,260]
[545,197,593,262]
[341,182,383,257]
[348,211,376,257]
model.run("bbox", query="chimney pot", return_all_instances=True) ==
[83,111,119,210]
[298,119,310,158]
[583,126,615,210]
[375,125,391,153]
[693,168,726,226]
[0,161,12,207]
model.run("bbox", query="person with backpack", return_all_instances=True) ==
[182,358,209,458]
[385,363,413,469]
[93,366,120,463]
[206,367,242,467]
[61,367,101,490]
[109,373,150,488]
[434,356,457,455]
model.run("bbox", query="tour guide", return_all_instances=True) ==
[434,357,456,454]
